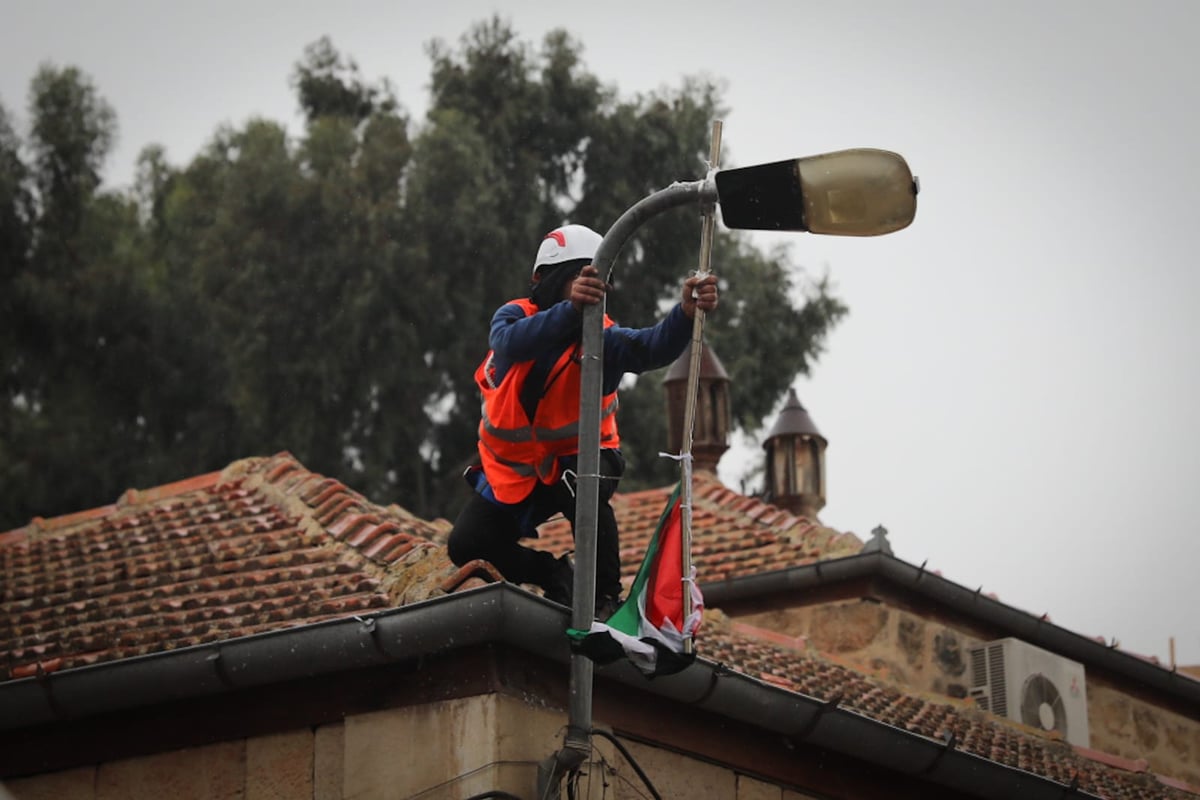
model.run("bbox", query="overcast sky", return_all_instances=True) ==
[3,0,1198,666]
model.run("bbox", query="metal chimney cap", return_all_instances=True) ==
[662,341,731,385]
[764,388,826,445]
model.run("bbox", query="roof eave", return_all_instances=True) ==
[0,583,1100,800]
[701,551,1200,709]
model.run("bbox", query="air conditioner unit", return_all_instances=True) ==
[967,638,1089,747]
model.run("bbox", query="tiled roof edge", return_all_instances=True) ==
[1066,745,1200,797]
[703,552,1200,704]
[119,471,224,506]
[231,452,377,530]
[2,586,1190,799]
[231,452,496,605]
[0,471,226,544]
[686,472,865,553]
[1083,749,1199,795]
[1157,774,1200,797]
[712,614,1197,799]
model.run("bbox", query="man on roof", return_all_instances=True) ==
[448,223,719,619]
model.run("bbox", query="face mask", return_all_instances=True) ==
[529,260,587,310]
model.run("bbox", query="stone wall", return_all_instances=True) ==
[735,598,1200,786]
[1087,678,1200,787]
[737,599,975,697]
[2,693,821,800]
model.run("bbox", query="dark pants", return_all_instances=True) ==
[447,450,624,600]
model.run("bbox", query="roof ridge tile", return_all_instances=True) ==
[263,456,303,484]
[315,497,360,526]
[439,559,505,593]
[327,512,381,540]
[305,481,351,508]
[358,528,406,559]
[346,521,397,549]
[119,472,222,507]
[380,537,427,563]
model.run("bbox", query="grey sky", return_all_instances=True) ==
[3,0,1198,665]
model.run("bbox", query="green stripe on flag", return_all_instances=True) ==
[567,481,701,678]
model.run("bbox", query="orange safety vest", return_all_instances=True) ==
[475,298,621,503]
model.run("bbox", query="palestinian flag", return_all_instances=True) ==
[567,482,703,677]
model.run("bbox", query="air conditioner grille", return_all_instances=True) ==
[970,648,986,688]
[988,643,1007,717]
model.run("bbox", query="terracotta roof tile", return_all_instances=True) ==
[701,615,1197,800]
[4,457,1195,799]
[530,472,863,586]
[0,452,480,680]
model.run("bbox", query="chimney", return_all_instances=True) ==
[763,388,827,518]
[662,342,731,473]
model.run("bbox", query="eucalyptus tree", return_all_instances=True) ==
[0,20,847,531]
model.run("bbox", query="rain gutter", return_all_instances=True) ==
[701,551,1200,708]
[1,582,1102,799]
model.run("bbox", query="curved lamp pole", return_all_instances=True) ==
[561,176,719,765]
[541,146,919,793]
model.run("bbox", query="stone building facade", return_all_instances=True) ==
[732,591,1200,787]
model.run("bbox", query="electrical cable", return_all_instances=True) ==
[590,729,662,800]
[608,768,656,800]
[407,761,538,800]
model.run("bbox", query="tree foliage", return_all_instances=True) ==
[0,19,846,530]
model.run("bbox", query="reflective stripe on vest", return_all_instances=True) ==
[475,297,621,503]
[480,417,533,443]
[479,437,537,477]
[483,394,618,443]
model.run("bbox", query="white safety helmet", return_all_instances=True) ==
[532,224,603,277]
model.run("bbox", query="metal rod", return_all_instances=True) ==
[558,176,717,772]
[678,120,723,655]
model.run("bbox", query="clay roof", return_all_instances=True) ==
[528,471,863,584]
[0,452,499,681]
[0,460,859,683]
[2,455,1196,798]
[702,614,1195,800]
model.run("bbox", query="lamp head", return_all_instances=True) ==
[715,148,918,236]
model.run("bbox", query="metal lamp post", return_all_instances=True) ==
[540,142,919,796]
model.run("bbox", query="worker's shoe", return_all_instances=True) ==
[543,555,575,608]
[594,594,622,623]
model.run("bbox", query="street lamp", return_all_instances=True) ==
[544,145,918,792]
[715,148,918,235]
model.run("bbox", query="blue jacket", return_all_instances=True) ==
[468,297,693,515]
[487,298,693,395]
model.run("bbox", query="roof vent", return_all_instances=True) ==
[662,342,731,473]
[762,389,827,519]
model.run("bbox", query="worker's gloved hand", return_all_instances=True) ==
[598,448,625,501]
[682,273,719,319]
[569,264,608,311]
